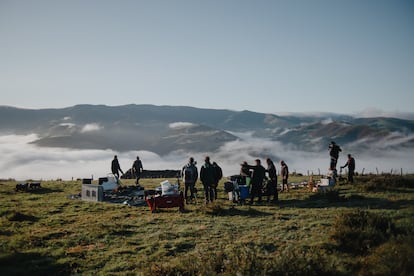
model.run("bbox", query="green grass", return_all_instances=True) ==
[0,175,413,275]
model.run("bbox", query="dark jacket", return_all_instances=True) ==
[200,162,216,185]
[249,165,266,185]
[132,159,143,174]
[343,157,355,171]
[111,158,123,174]
[266,161,277,180]
[240,164,251,177]
[329,143,342,159]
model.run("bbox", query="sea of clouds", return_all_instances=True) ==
[1,133,413,181]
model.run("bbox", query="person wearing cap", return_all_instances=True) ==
[132,156,143,185]
[248,159,266,204]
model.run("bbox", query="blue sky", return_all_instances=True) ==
[1,0,413,116]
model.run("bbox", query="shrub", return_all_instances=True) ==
[266,246,338,276]
[357,236,414,275]
[330,209,396,255]
[141,245,338,275]
[358,175,414,192]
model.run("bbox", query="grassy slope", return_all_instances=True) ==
[0,176,413,275]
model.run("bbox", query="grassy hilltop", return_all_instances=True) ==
[0,175,413,275]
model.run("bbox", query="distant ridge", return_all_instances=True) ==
[1,104,413,156]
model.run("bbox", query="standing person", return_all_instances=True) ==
[182,157,198,204]
[248,159,266,204]
[200,156,216,204]
[265,158,278,203]
[341,154,356,183]
[240,161,251,185]
[111,155,124,179]
[329,141,342,171]
[212,161,223,200]
[280,160,289,192]
[132,156,143,185]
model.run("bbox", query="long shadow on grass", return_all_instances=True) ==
[110,229,136,237]
[7,211,38,222]
[204,206,273,217]
[13,187,64,195]
[0,252,72,275]
[279,194,414,210]
[30,187,64,194]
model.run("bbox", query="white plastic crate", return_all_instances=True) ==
[82,184,104,202]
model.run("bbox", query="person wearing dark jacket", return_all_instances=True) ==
[329,141,342,170]
[132,156,143,185]
[248,159,266,204]
[111,155,124,179]
[280,160,289,192]
[265,158,278,203]
[212,162,223,200]
[200,156,216,204]
[341,154,356,183]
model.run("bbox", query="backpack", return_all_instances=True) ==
[183,165,195,183]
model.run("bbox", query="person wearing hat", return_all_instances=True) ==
[248,159,266,204]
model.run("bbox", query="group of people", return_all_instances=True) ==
[109,140,356,205]
[181,156,222,204]
[182,156,289,205]
[329,141,356,183]
[111,155,143,184]
[239,158,289,204]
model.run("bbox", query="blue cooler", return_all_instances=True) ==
[239,185,250,199]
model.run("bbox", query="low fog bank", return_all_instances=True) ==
[1,134,413,181]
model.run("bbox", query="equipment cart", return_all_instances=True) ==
[145,190,185,213]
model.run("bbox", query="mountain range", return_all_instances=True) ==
[1,104,413,158]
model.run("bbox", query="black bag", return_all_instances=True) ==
[224,181,234,192]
